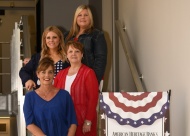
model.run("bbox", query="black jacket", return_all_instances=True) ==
[19,53,70,88]
[64,29,107,83]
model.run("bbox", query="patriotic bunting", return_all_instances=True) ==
[99,91,170,136]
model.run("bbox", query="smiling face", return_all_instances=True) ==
[36,57,55,86]
[67,45,83,64]
[76,9,91,29]
[45,31,60,51]
[37,66,54,86]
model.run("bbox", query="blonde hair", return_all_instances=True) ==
[66,5,94,41]
[40,26,66,61]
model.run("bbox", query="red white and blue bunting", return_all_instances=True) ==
[99,91,170,136]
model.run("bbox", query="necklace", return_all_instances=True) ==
[38,89,51,98]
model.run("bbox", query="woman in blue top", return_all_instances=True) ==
[23,57,77,136]
[19,26,70,90]
[65,5,107,84]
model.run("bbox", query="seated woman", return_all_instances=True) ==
[23,57,77,136]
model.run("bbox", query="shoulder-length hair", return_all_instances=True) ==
[40,26,66,61]
[66,5,94,41]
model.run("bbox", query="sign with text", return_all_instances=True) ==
[99,91,170,136]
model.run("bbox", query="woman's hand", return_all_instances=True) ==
[82,120,92,134]
[23,58,31,65]
[25,80,36,90]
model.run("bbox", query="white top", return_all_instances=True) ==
[65,73,77,94]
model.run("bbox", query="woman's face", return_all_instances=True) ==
[67,45,83,64]
[45,31,60,50]
[76,9,91,29]
[37,66,54,86]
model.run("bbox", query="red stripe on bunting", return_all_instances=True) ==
[121,92,151,101]
[109,92,163,113]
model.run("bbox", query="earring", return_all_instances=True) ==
[52,80,54,85]
[37,79,40,85]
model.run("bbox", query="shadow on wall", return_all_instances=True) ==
[103,31,112,92]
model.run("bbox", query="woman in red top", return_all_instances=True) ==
[54,41,99,136]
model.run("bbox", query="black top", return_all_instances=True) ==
[64,29,107,83]
[19,53,70,88]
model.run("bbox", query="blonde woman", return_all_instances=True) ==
[19,26,70,90]
[65,4,107,83]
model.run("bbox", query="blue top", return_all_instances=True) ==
[23,89,77,136]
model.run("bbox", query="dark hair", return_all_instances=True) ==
[65,41,84,54]
[36,57,54,73]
